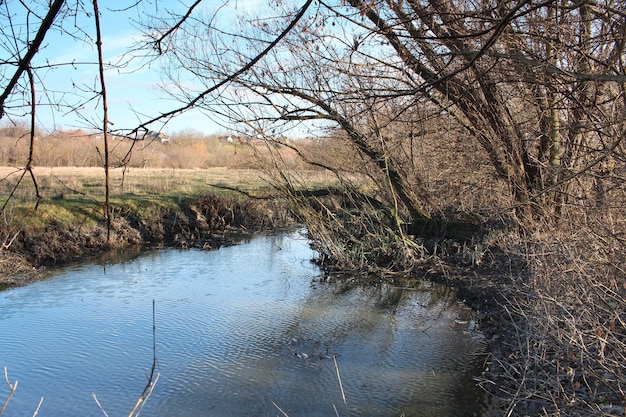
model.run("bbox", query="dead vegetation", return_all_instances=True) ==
[484,216,626,416]
[0,125,325,171]
[259,122,626,416]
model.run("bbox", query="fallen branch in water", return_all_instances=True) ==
[0,367,17,415]
[31,396,44,417]
[91,393,109,417]
[272,401,289,417]
[94,299,160,417]
[128,300,160,417]
[272,356,350,417]
[334,355,350,417]
[0,368,42,417]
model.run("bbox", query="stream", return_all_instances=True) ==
[0,230,487,416]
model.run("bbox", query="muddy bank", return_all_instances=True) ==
[416,240,625,417]
[1,195,295,286]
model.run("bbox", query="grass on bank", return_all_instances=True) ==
[0,166,338,230]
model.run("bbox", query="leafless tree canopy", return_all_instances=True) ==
[145,0,625,228]
[1,0,624,230]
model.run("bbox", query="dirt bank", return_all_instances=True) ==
[0,195,294,286]
[417,239,626,417]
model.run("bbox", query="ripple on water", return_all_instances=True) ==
[0,231,487,417]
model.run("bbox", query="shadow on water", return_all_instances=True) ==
[0,230,488,417]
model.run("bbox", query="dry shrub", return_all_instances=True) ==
[282,184,424,277]
[0,241,35,284]
[0,134,31,166]
[488,211,626,416]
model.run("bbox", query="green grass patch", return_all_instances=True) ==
[0,166,343,235]
[1,167,300,231]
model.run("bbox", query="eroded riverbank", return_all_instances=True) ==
[1,191,623,416]
[0,195,294,286]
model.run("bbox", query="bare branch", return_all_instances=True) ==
[0,367,18,415]
[127,299,159,417]
[91,392,110,417]
[152,0,203,54]
[31,397,44,417]
[0,0,65,120]
[132,0,314,133]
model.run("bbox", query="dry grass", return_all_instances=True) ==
[0,126,335,171]
[0,166,340,203]
[2,166,266,198]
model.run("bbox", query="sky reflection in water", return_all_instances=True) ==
[0,230,487,417]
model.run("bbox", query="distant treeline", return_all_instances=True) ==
[0,125,334,170]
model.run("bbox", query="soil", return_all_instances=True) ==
[0,195,294,287]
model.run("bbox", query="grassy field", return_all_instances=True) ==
[0,166,338,228]
[2,166,269,197]
[1,166,341,194]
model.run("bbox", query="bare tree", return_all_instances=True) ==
[0,0,136,241]
[147,0,624,230]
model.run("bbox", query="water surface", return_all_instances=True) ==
[0,230,486,416]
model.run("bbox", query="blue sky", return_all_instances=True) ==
[4,0,327,138]
[8,1,239,136]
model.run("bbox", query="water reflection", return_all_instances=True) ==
[0,230,486,417]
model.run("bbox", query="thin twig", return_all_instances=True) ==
[333,356,350,417]
[25,67,40,209]
[91,392,110,417]
[0,367,18,415]
[31,397,44,417]
[127,374,160,417]
[272,401,289,417]
[127,299,159,417]
[132,0,314,134]
[0,0,65,119]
